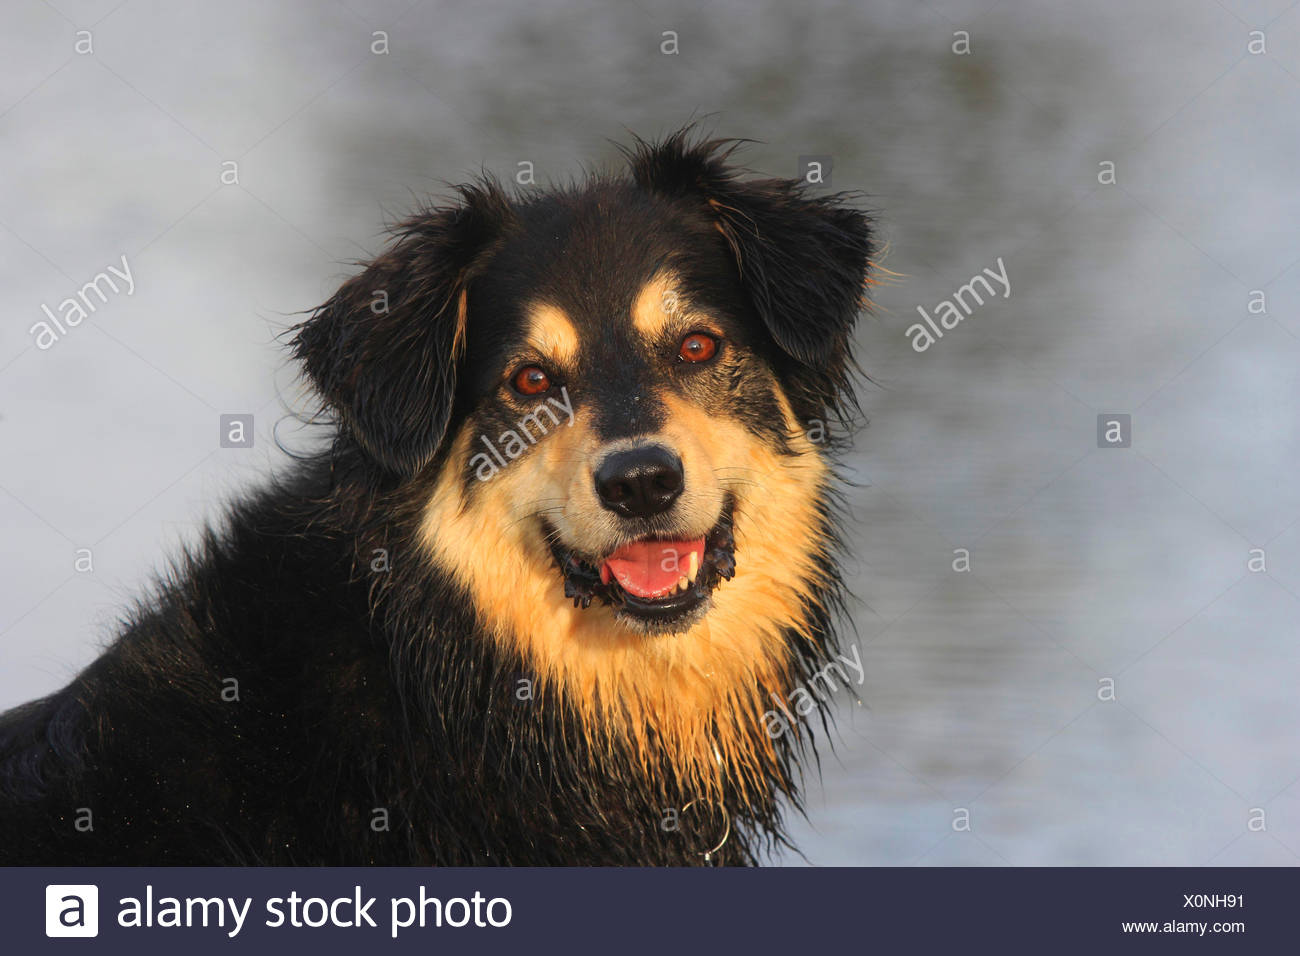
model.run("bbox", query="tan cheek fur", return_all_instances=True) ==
[418,388,831,798]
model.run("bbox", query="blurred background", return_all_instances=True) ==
[3,0,1299,865]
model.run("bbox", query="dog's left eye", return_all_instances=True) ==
[678,333,718,363]
[511,365,552,396]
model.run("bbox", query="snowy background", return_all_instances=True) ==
[3,0,1299,865]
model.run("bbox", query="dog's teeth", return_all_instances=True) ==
[688,550,699,581]
[677,575,689,592]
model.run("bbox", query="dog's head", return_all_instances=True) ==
[294,130,873,794]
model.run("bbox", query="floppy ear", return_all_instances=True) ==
[293,183,510,475]
[626,130,874,414]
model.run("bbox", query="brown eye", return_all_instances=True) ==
[678,333,718,363]
[512,365,551,395]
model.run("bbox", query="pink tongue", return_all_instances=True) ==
[600,538,705,599]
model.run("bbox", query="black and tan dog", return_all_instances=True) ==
[0,129,874,865]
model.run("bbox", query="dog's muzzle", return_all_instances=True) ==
[545,498,736,631]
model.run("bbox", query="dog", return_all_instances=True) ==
[0,129,874,865]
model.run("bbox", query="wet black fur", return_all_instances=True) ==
[0,129,874,865]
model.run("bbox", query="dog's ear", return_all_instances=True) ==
[293,183,510,475]
[626,130,874,413]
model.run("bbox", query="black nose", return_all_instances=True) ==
[594,445,684,518]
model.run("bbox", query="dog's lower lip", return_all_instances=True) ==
[618,584,710,619]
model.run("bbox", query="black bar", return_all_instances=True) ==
[4,866,1290,953]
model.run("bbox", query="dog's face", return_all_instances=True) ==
[458,206,796,637]
[295,132,873,790]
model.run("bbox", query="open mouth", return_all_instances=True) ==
[546,500,736,629]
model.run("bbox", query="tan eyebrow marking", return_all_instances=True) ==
[523,302,580,364]
[631,270,691,339]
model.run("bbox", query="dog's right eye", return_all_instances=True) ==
[511,365,552,396]
[678,332,718,364]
